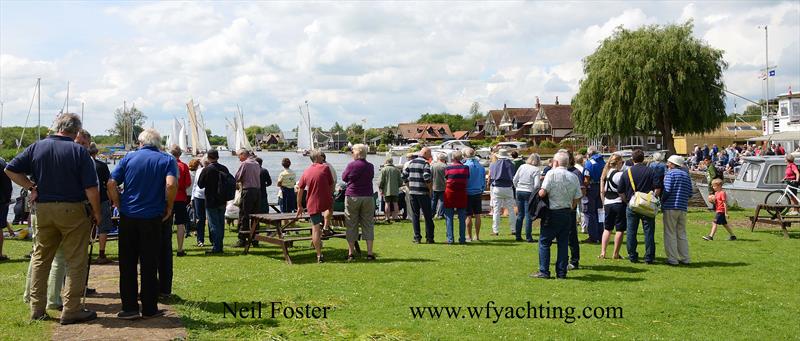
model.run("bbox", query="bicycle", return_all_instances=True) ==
[763,181,800,217]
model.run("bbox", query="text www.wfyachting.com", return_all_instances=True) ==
[410,301,623,324]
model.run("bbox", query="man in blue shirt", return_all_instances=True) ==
[582,146,605,243]
[661,155,692,265]
[5,113,101,325]
[108,128,177,320]
[463,148,485,241]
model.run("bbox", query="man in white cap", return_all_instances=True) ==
[489,149,516,236]
[661,155,692,265]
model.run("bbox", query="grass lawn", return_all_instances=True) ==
[1,209,799,340]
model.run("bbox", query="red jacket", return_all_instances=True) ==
[175,159,191,203]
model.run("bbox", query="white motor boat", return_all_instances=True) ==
[389,143,419,156]
[697,155,799,209]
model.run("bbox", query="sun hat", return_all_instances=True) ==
[667,155,685,167]
[496,149,510,159]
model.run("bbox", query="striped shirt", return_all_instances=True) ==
[444,162,470,208]
[661,167,692,212]
[402,157,432,195]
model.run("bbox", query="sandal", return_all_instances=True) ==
[346,254,356,262]
[597,255,606,259]
[366,254,376,261]
[612,255,622,260]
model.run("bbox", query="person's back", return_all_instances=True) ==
[431,161,447,192]
[619,163,656,200]
[342,159,375,197]
[490,158,514,187]
[464,157,485,195]
[8,135,96,202]
[380,165,402,196]
[662,167,692,211]
[199,162,229,208]
[113,147,177,219]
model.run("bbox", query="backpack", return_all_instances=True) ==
[218,167,237,202]
[604,170,620,200]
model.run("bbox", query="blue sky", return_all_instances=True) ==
[1,1,798,137]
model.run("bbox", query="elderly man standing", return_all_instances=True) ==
[430,153,447,219]
[234,149,262,247]
[108,128,177,320]
[490,149,516,236]
[531,152,582,279]
[403,147,435,243]
[443,151,470,244]
[463,147,485,241]
[342,144,376,261]
[379,158,402,222]
[6,113,101,324]
[661,155,692,265]
[296,150,334,263]
[198,150,231,254]
[582,146,605,244]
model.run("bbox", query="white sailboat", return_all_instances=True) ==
[166,118,181,148]
[296,102,314,155]
[185,99,212,155]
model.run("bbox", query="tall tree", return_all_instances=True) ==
[346,123,364,143]
[417,112,477,132]
[263,124,282,134]
[107,107,147,144]
[572,22,727,154]
[330,122,345,134]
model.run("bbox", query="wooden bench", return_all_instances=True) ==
[243,212,360,264]
[749,204,798,238]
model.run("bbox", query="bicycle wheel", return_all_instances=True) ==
[764,190,791,217]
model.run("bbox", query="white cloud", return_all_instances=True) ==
[0,1,798,136]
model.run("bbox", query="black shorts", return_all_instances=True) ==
[466,194,483,215]
[384,195,398,203]
[309,213,324,225]
[714,212,727,225]
[603,202,626,232]
[173,201,189,225]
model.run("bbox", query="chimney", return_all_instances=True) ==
[503,103,507,110]
[535,96,540,110]
[555,96,559,105]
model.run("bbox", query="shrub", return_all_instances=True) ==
[578,147,588,155]
[377,143,388,153]
[539,140,557,149]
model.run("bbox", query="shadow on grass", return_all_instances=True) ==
[0,258,32,264]
[585,264,647,273]
[169,296,282,328]
[683,261,749,268]
[752,230,800,239]
[569,274,644,282]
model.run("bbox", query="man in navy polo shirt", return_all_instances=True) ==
[108,128,177,320]
[582,146,605,243]
[5,113,101,325]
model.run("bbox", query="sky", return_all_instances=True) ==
[1,1,799,137]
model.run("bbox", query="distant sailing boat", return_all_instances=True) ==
[296,101,314,155]
[185,99,212,156]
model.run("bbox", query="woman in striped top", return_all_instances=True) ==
[444,151,470,244]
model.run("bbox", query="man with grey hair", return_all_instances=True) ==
[582,145,605,244]
[297,149,334,262]
[108,128,177,319]
[403,147,435,243]
[532,152,582,279]
[430,153,447,218]
[379,157,402,222]
[234,148,262,247]
[6,113,102,324]
[463,147,485,241]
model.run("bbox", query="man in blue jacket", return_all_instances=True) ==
[582,146,605,243]
[463,148,486,241]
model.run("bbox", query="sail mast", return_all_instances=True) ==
[37,78,40,141]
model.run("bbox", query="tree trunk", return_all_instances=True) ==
[660,113,676,155]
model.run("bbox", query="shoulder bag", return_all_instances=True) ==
[627,168,660,218]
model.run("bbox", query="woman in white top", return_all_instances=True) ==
[190,158,208,247]
[599,153,625,259]
[512,154,542,242]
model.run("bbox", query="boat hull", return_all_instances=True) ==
[697,183,775,209]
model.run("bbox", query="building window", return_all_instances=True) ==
[780,103,789,117]
[792,102,800,122]
[647,136,656,145]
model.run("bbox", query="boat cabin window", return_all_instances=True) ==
[741,163,761,183]
[764,165,787,184]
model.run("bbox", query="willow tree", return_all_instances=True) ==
[572,22,727,154]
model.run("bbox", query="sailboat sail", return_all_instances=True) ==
[178,124,187,151]
[166,118,181,148]
[225,118,236,151]
[297,104,314,151]
[236,107,252,150]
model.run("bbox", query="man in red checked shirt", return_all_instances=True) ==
[296,149,334,263]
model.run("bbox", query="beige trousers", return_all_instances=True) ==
[662,209,690,264]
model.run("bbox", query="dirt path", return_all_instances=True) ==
[52,263,187,341]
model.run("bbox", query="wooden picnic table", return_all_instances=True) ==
[749,204,798,238]
[243,212,359,264]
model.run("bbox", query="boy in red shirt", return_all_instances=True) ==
[296,150,334,263]
[703,179,737,241]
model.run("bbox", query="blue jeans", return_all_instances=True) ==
[206,206,225,253]
[538,208,571,277]
[443,207,466,243]
[193,198,206,244]
[431,191,445,217]
[583,183,602,241]
[515,191,534,241]
[626,207,656,262]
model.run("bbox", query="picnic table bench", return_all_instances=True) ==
[748,204,798,238]
[243,212,360,264]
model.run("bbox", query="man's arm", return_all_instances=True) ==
[295,187,305,217]
[265,170,272,187]
[85,186,102,224]
[107,179,121,207]
[5,169,37,202]
[164,175,177,221]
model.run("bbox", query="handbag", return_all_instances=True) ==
[627,168,660,218]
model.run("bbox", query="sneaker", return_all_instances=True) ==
[702,235,714,241]
[728,235,737,241]
[60,309,97,325]
[465,238,472,242]
[31,311,49,321]
[205,250,223,255]
[515,238,524,242]
[412,239,421,244]
[93,256,112,265]
[197,242,205,247]
[556,275,567,280]
[142,309,166,319]
[527,239,537,243]
[176,251,186,257]
[567,263,579,270]
[529,272,551,279]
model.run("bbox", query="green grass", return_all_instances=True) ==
[1,209,798,340]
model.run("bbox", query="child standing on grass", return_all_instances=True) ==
[703,179,737,241]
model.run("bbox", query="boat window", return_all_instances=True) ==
[741,163,761,183]
[763,164,787,184]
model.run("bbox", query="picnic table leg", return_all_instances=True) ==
[751,206,761,232]
[281,242,293,264]
[243,216,257,254]
[783,223,790,239]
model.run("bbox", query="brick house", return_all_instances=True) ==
[396,123,453,143]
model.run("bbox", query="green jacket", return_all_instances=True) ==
[379,165,403,197]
